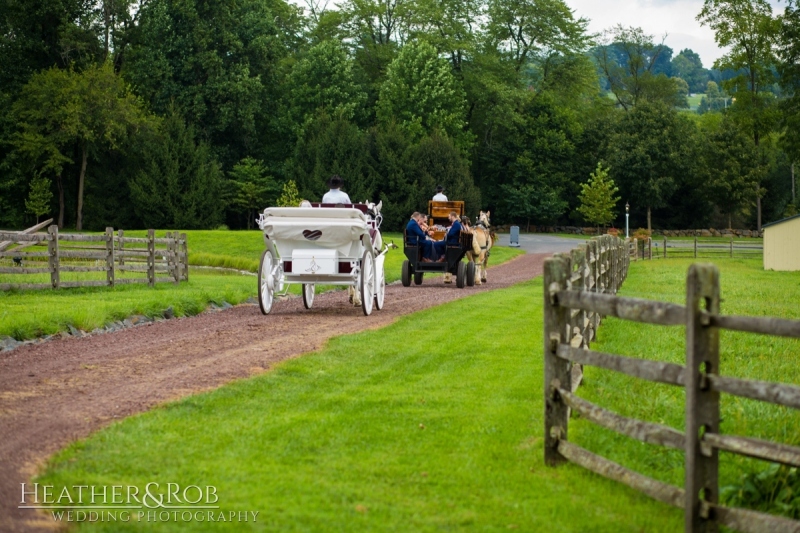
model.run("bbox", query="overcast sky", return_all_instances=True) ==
[564,0,785,68]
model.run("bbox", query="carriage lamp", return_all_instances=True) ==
[625,202,630,239]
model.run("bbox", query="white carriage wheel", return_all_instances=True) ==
[360,250,374,316]
[302,283,315,309]
[374,259,385,310]
[258,249,276,315]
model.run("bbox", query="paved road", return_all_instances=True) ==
[498,232,584,255]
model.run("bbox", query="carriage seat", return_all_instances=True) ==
[311,202,369,214]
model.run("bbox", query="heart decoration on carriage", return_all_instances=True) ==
[256,201,390,316]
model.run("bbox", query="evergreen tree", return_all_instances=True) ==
[24,173,53,223]
[129,112,225,229]
[289,110,373,203]
[277,180,302,207]
[577,163,620,230]
[229,157,278,229]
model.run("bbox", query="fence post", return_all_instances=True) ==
[544,255,570,466]
[685,264,721,533]
[118,229,124,266]
[180,233,188,282]
[147,229,155,287]
[48,225,59,289]
[664,237,668,259]
[632,238,638,262]
[729,238,733,258]
[105,227,115,287]
[170,232,180,284]
[694,236,698,258]
[648,237,652,260]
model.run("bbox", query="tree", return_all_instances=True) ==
[608,102,694,232]
[577,163,620,230]
[701,118,763,229]
[229,158,279,229]
[698,80,730,113]
[10,63,152,230]
[121,0,291,169]
[25,173,53,223]
[473,92,582,225]
[594,26,686,110]
[283,40,368,132]
[777,1,800,196]
[671,49,709,93]
[277,180,302,207]
[376,40,472,153]
[673,76,690,107]
[0,0,102,93]
[289,110,373,203]
[129,112,225,229]
[698,0,781,230]
[500,183,567,230]
[486,0,589,74]
[405,0,482,72]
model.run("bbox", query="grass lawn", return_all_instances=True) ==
[687,93,705,110]
[0,270,256,340]
[0,230,524,340]
[38,278,683,532]
[572,259,800,503]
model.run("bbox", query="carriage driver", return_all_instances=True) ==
[433,211,463,261]
[322,175,352,204]
[406,212,437,261]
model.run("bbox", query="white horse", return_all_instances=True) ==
[467,211,493,285]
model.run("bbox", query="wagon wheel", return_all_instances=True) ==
[414,271,424,285]
[456,261,466,289]
[374,257,386,310]
[466,261,476,287]
[302,283,315,309]
[401,260,411,287]
[258,249,277,314]
[360,250,375,316]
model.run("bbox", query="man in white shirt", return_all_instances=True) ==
[322,175,352,204]
[432,185,447,201]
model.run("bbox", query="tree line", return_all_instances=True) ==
[1,0,798,233]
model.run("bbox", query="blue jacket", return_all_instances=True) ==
[406,219,427,245]
[445,220,462,243]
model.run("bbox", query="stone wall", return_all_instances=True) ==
[493,225,763,238]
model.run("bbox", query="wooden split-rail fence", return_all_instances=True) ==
[544,238,800,532]
[627,237,763,261]
[0,225,188,290]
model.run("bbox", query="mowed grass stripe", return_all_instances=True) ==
[39,279,682,532]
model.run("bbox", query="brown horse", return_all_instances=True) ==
[467,211,493,284]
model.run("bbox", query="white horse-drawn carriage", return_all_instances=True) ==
[256,202,389,316]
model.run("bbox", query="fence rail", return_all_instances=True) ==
[543,244,800,533]
[626,236,763,261]
[0,226,188,291]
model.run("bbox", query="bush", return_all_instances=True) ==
[721,464,800,519]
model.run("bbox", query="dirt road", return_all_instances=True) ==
[0,254,547,532]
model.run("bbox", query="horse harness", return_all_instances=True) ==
[474,221,491,252]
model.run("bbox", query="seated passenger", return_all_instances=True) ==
[433,211,463,259]
[406,212,437,261]
[322,175,352,204]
